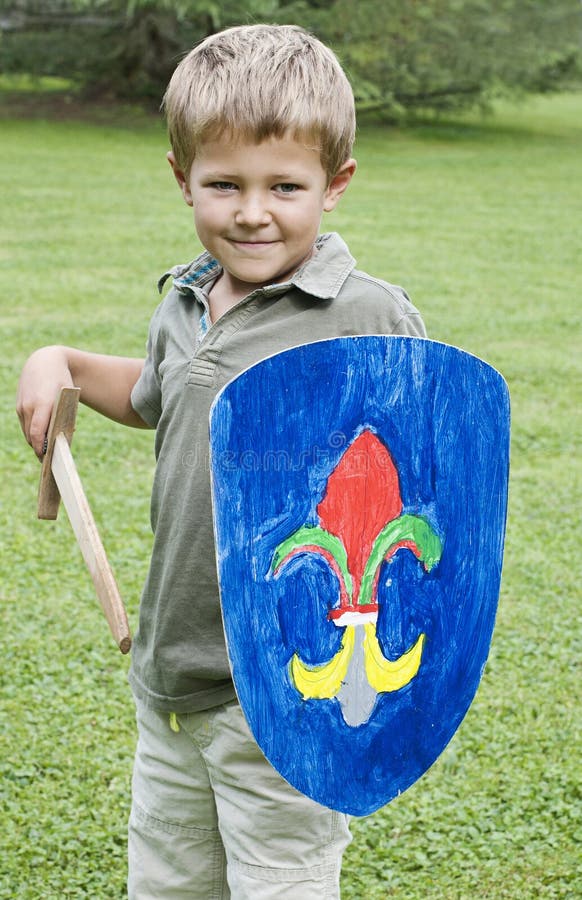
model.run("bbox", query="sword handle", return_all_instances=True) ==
[38,387,80,520]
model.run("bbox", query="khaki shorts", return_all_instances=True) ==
[128,699,351,899]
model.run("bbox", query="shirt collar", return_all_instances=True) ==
[158,255,220,295]
[158,232,355,301]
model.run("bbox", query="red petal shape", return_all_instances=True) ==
[317,430,402,600]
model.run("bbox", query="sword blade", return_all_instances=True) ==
[51,431,131,654]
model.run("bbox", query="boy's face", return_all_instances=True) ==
[168,135,355,297]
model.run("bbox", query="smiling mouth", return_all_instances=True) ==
[229,239,278,249]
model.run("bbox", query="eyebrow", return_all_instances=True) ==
[202,172,302,181]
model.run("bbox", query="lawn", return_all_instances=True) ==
[0,92,580,898]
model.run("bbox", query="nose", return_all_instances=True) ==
[234,192,272,228]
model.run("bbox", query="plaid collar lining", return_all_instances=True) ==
[158,233,355,301]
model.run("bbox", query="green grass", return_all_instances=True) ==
[1,93,581,898]
[0,75,76,93]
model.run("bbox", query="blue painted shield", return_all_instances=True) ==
[209,336,510,815]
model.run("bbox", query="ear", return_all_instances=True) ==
[323,158,357,212]
[167,151,193,207]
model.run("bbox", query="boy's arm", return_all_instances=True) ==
[16,345,149,460]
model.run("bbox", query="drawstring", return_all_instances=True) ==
[169,712,180,733]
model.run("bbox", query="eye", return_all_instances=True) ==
[211,181,238,192]
[275,183,300,194]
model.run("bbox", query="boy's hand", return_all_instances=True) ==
[16,346,75,461]
[16,346,149,461]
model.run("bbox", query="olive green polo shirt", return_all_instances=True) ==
[130,232,426,712]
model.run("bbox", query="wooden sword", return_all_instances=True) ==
[38,387,131,654]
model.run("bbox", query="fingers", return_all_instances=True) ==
[30,405,54,461]
[16,394,50,461]
[15,346,73,461]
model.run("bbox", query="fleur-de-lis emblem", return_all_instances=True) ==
[271,430,442,726]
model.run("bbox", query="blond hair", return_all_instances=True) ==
[163,24,355,182]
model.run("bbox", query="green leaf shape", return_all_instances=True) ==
[271,525,353,601]
[358,515,442,607]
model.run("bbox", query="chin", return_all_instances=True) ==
[234,266,282,284]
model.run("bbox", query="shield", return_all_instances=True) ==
[209,336,510,816]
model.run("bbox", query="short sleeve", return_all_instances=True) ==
[384,286,428,339]
[392,309,428,338]
[130,306,164,428]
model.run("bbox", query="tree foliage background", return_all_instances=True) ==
[1,0,581,113]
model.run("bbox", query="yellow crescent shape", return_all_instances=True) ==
[291,625,356,700]
[363,624,425,693]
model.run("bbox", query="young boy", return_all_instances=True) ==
[17,24,426,899]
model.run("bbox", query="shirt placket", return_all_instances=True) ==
[187,286,283,388]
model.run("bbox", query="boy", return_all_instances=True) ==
[17,24,426,899]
